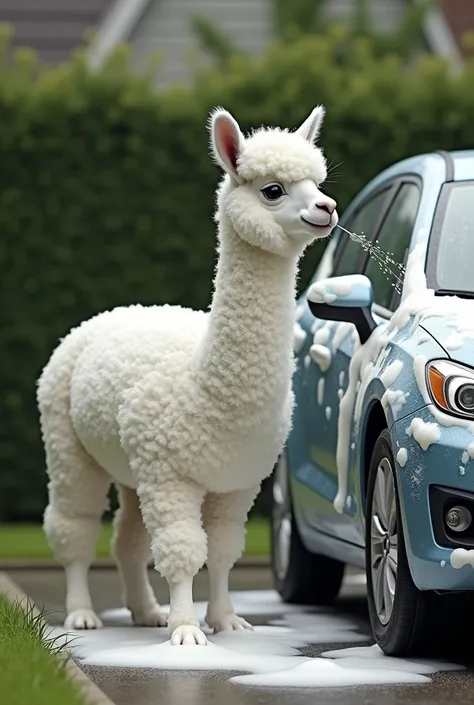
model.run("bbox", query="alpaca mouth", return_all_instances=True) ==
[301,215,331,229]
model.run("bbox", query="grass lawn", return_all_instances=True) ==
[0,594,87,705]
[0,517,270,560]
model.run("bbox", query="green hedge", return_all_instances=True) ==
[1,26,474,520]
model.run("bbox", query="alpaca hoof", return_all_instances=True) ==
[171,625,208,646]
[211,614,253,633]
[65,609,103,630]
[131,604,168,628]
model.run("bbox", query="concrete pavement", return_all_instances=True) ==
[9,566,474,705]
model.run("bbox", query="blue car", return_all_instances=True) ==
[271,150,474,656]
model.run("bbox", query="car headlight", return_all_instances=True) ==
[426,360,474,418]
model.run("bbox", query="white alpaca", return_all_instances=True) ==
[37,106,338,646]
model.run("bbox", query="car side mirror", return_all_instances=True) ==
[306,275,377,344]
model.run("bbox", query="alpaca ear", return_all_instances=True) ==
[210,108,245,183]
[295,105,325,144]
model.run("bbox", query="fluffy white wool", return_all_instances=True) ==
[37,106,337,644]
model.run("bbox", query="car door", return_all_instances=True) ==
[302,180,421,546]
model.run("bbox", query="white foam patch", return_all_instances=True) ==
[293,322,306,353]
[382,389,407,417]
[49,593,368,672]
[396,448,408,467]
[451,548,474,569]
[231,644,462,688]
[380,360,404,387]
[325,406,332,421]
[49,590,462,690]
[310,344,332,372]
[406,417,440,451]
[444,332,463,350]
[317,377,325,405]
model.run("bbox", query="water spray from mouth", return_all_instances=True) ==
[337,225,406,296]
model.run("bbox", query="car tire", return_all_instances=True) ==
[271,452,345,605]
[366,429,452,656]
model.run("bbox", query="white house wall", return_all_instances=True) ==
[128,0,409,87]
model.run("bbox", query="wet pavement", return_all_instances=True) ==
[9,565,474,705]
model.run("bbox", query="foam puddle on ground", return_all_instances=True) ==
[49,589,463,689]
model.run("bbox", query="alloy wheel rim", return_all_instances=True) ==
[370,456,398,626]
[272,454,292,581]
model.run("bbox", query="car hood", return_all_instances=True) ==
[420,311,474,369]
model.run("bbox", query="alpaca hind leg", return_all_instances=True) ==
[42,436,110,630]
[136,474,208,645]
[203,486,260,632]
[112,484,167,627]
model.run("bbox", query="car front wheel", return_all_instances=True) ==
[366,429,452,656]
[271,452,345,605]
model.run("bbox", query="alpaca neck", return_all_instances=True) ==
[194,226,298,410]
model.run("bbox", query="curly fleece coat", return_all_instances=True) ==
[37,105,337,646]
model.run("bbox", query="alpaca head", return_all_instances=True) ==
[210,107,338,258]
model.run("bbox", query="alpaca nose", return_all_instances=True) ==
[314,197,336,215]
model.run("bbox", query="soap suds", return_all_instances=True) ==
[380,360,404,388]
[293,323,306,353]
[231,644,461,689]
[325,406,332,421]
[317,378,325,406]
[304,355,311,370]
[443,332,463,350]
[332,322,354,352]
[459,466,466,475]
[328,242,474,516]
[49,590,461,690]
[310,344,332,372]
[450,548,474,569]
[406,418,440,451]
[381,389,407,417]
[308,275,370,304]
[396,448,408,467]
[314,327,331,345]
[329,279,353,296]
[462,451,469,465]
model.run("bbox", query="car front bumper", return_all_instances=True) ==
[391,406,474,591]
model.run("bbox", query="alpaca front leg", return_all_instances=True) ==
[203,486,259,633]
[136,476,208,646]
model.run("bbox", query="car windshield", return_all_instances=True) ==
[435,181,474,293]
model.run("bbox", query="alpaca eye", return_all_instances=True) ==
[261,183,285,201]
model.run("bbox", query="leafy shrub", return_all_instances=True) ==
[1,25,474,519]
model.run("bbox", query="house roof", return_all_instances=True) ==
[441,0,474,57]
[0,0,113,64]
